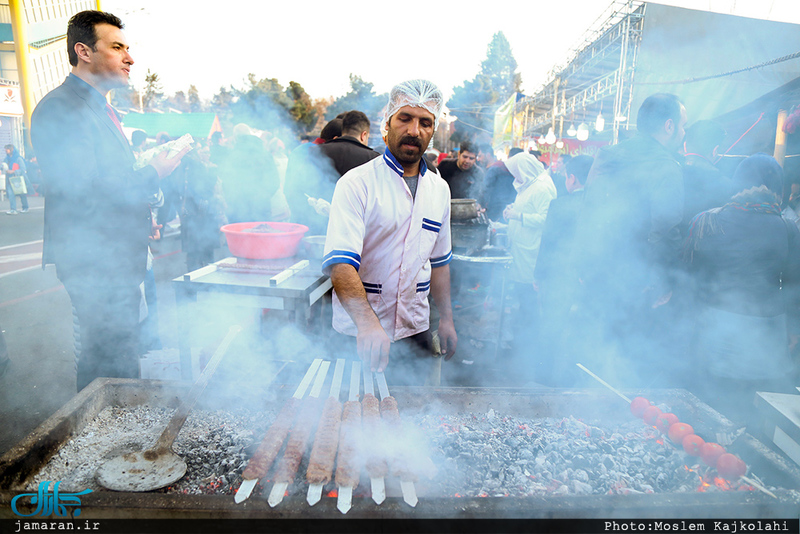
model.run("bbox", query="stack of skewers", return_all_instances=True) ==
[234,358,421,513]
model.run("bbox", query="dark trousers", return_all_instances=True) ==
[63,278,141,391]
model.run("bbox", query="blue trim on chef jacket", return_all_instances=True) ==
[322,250,361,271]
[422,218,442,233]
[416,280,431,293]
[430,251,452,268]
[363,282,382,294]
[383,147,428,178]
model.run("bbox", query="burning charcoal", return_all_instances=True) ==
[573,480,593,494]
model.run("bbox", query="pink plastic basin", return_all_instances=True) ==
[221,222,309,260]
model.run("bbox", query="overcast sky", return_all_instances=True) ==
[101,0,800,103]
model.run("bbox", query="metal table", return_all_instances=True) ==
[173,257,332,379]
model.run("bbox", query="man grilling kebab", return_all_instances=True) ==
[322,79,457,383]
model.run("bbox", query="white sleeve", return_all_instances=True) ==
[322,175,367,274]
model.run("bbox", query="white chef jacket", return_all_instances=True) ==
[322,148,452,341]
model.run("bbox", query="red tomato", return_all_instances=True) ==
[642,406,662,425]
[716,453,747,479]
[682,434,705,456]
[630,397,650,418]
[668,422,694,444]
[655,412,679,433]
[700,443,726,467]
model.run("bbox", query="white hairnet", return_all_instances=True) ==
[381,79,444,141]
[504,152,547,192]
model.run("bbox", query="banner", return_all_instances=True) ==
[0,85,23,116]
[537,139,608,167]
[492,92,516,150]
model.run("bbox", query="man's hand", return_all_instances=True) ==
[357,320,392,373]
[437,318,458,360]
[503,204,518,221]
[149,146,191,179]
[149,222,162,241]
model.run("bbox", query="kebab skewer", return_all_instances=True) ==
[268,360,330,507]
[376,372,418,507]
[362,365,386,504]
[336,360,362,514]
[306,358,345,506]
[234,358,322,504]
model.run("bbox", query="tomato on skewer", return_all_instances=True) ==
[630,397,650,418]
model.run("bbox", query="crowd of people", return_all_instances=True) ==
[19,10,799,429]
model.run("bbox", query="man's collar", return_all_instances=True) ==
[383,147,427,178]
[67,73,108,109]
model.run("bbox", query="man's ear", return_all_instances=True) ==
[664,118,675,136]
[74,42,92,64]
[360,130,369,144]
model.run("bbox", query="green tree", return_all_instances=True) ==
[142,69,164,111]
[286,81,317,134]
[326,74,387,121]
[187,85,203,112]
[111,82,140,111]
[211,86,234,115]
[165,90,189,112]
[481,32,522,99]
[447,31,521,145]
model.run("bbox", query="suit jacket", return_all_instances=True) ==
[31,74,159,285]
[318,135,380,177]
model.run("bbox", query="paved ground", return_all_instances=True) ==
[0,195,527,457]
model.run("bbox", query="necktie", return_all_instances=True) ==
[105,103,125,136]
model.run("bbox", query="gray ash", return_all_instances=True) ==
[413,410,759,497]
[28,405,276,495]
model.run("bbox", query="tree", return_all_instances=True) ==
[164,90,189,113]
[211,86,234,115]
[447,32,522,145]
[326,74,387,121]
[285,81,317,134]
[111,82,140,111]
[187,85,203,112]
[481,32,522,99]
[142,69,164,111]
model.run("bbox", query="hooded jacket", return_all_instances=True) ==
[504,153,557,284]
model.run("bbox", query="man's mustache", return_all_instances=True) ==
[399,136,422,148]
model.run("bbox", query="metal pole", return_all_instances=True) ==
[8,0,34,147]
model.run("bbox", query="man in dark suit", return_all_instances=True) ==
[534,155,593,385]
[31,10,187,391]
[318,110,380,177]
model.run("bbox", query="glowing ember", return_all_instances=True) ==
[327,489,338,498]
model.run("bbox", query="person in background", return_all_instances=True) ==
[268,137,291,222]
[685,154,800,428]
[502,152,557,377]
[319,110,380,176]
[438,141,485,200]
[482,146,523,221]
[548,154,570,198]
[575,93,686,388]
[180,149,228,271]
[30,10,188,390]
[477,143,497,170]
[220,123,279,224]
[534,155,593,385]
[323,79,457,381]
[285,118,343,233]
[131,129,147,157]
[681,119,731,237]
[4,144,29,214]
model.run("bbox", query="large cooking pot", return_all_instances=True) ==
[451,199,479,221]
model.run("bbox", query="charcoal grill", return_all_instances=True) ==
[1,378,799,519]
